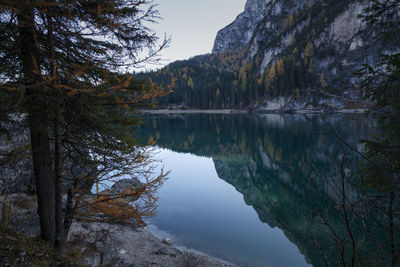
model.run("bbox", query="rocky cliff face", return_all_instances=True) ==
[212,0,268,53]
[0,115,35,194]
[213,0,312,54]
[212,0,398,110]
[143,0,398,110]
[251,0,374,89]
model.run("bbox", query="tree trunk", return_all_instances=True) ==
[47,12,64,250]
[54,114,63,249]
[63,188,76,244]
[28,109,56,244]
[18,0,56,245]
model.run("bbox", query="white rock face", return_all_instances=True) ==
[329,3,366,45]
[260,50,274,72]
[258,95,347,112]
[209,0,396,110]
[259,96,288,111]
[212,0,268,53]
[349,37,364,51]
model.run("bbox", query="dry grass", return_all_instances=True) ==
[0,225,82,266]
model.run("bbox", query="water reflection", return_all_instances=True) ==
[137,113,376,267]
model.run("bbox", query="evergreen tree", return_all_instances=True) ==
[359,0,400,194]
[0,0,169,248]
[357,1,400,265]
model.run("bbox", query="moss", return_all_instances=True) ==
[1,200,11,225]
[0,225,82,266]
[12,195,37,210]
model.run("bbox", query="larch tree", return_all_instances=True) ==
[0,0,170,249]
[187,76,194,89]
[277,58,284,75]
[320,74,327,89]
[266,64,276,90]
[304,40,314,58]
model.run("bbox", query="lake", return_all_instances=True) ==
[136,113,376,267]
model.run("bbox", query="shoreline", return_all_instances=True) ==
[139,109,247,114]
[69,221,236,266]
[139,108,368,115]
[1,191,235,267]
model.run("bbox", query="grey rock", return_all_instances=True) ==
[81,223,95,232]
[211,0,398,109]
[0,257,9,267]
[2,194,40,236]
[154,247,169,256]
[213,0,268,53]
[0,113,95,195]
[0,116,35,195]
[168,250,177,257]
[162,238,172,245]
[112,178,143,192]
[108,178,145,202]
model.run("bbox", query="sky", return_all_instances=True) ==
[142,0,247,70]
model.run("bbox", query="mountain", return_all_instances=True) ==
[212,0,268,53]
[138,0,398,111]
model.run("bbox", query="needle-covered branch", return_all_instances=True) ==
[0,0,170,248]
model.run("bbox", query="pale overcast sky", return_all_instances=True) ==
[143,0,247,70]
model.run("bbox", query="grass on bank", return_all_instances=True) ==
[0,225,82,266]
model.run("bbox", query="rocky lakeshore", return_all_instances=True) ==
[69,222,235,267]
[0,118,234,266]
[1,192,234,267]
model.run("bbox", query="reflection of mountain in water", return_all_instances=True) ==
[137,113,376,267]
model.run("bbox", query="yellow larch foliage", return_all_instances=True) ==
[305,41,314,58]
[295,88,301,100]
[257,78,263,86]
[267,64,277,89]
[187,77,194,89]
[277,59,285,74]
[320,74,328,88]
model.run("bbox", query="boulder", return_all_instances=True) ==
[111,178,144,196]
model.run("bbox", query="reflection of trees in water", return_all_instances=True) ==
[137,114,389,267]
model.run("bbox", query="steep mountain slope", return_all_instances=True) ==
[212,0,268,53]
[139,0,398,111]
[241,0,384,110]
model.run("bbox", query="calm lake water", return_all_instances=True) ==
[136,113,376,267]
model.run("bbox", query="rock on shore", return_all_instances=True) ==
[1,191,235,266]
[69,222,235,267]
